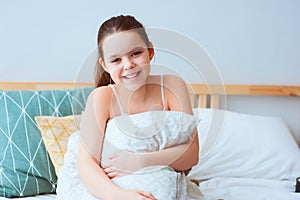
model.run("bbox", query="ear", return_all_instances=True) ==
[148,42,155,61]
[99,58,109,72]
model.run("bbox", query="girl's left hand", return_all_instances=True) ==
[102,151,144,178]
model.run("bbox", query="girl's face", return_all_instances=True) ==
[100,30,154,90]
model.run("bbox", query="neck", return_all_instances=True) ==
[116,80,149,105]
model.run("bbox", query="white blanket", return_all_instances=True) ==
[198,177,300,200]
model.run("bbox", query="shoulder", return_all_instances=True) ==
[162,75,192,113]
[147,74,187,93]
[85,86,113,115]
[163,74,188,92]
[90,85,113,100]
[86,85,116,102]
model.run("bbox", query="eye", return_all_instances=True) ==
[111,58,121,63]
[132,50,142,57]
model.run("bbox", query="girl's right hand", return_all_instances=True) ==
[121,189,157,200]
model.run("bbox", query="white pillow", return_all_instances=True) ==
[189,108,300,181]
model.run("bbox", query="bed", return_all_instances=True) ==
[0,82,299,200]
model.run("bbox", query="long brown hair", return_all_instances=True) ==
[95,15,151,87]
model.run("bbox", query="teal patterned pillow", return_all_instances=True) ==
[0,87,93,197]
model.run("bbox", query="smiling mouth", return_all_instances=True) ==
[122,71,141,79]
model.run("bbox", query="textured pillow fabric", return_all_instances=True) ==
[0,87,93,197]
[189,108,300,182]
[35,114,81,174]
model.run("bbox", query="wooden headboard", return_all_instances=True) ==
[1,82,300,109]
[187,84,300,108]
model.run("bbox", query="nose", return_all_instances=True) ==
[123,58,135,70]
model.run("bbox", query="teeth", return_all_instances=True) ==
[125,72,138,79]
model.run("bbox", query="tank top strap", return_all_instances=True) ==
[160,75,166,110]
[108,84,125,115]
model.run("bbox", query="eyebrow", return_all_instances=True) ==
[107,46,146,60]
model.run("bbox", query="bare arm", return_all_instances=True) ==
[78,88,156,200]
[154,75,199,171]
[77,88,120,199]
[142,129,199,171]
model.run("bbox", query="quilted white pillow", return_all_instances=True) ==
[189,108,300,181]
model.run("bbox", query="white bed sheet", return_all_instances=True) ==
[0,194,56,200]
[1,179,299,200]
[198,177,300,200]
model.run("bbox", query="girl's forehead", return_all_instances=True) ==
[102,31,147,58]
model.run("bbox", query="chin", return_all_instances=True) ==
[122,73,149,91]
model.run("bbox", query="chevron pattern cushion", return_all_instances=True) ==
[0,87,93,197]
[35,114,81,174]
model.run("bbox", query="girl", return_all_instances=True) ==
[57,15,201,200]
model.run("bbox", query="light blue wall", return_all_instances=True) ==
[1,0,299,84]
[1,0,300,143]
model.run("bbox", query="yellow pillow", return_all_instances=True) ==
[35,115,81,174]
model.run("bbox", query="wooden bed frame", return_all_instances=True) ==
[1,81,300,109]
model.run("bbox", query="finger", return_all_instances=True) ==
[110,171,128,178]
[116,171,129,178]
[101,160,112,168]
[101,164,111,169]
[103,167,114,174]
[106,171,117,179]
[141,195,156,200]
[137,190,156,199]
